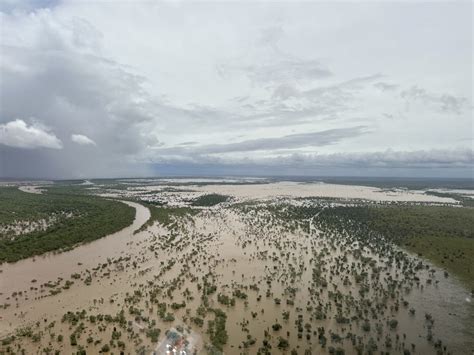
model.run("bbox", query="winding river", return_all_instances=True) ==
[0,201,150,305]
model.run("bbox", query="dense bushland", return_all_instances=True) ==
[0,187,135,263]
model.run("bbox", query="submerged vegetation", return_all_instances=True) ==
[0,187,135,263]
[317,205,474,287]
[1,180,473,354]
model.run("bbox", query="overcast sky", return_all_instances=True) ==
[0,0,472,179]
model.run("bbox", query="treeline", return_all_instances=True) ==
[0,187,135,263]
[425,191,474,207]
[319,205,473,242]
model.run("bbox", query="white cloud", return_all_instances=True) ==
[0,119,62,149]
[71,134,96,146]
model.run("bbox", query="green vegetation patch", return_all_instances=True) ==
[207,308,228,351]
[403,236,474,287]
[329,205,473,241]
[0,187,135,263]
[191,194,230,206]
[320,205,474,287]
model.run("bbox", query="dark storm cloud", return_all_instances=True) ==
[0,11,220,177]
[0,2,472,178]
[0,14,167,178]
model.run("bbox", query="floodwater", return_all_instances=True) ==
[189,181,458,203]
[0,201,149,334]
[0,185,472,354]
[123,181,458,206]
[197,208,474,354]
[18,186,44,194]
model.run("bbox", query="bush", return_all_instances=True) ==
[272,323,282,331]
[100,344,110,352]
[277,337,289,349]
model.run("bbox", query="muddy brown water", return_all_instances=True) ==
[0,198,472,354]
[0,201,149,333]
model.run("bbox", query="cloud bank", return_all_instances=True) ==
[0,1,472,178]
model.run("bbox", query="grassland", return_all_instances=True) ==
[0,187,135,263]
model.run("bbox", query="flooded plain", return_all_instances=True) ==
[189,182,458,203]
[0,182,472,354]
[0,201,149,301]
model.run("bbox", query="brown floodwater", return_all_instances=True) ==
[0,201,149,334]
[1,196,472,354]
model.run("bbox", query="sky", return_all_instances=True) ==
[0,0,472,179]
